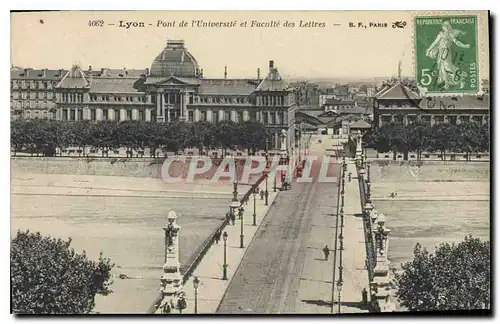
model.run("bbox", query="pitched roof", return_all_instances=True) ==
[56,65,90,88]
[375,82,420,100]
[89,78,143,94]
[257,68,288,92]
[11,68,66,80]
[86,68,147,78]
[143,76,201,85]
[350,119,371,129]
[199,79,257,95]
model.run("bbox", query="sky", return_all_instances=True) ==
[11,11,489,80]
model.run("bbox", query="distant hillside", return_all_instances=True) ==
[284,76,414,87]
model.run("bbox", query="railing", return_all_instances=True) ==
[149,173,267,313]
[357,164,375,283]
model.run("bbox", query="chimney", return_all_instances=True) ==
[124,67,128,76]
[200,68,204,78]
[146,68,150,76]
[42,69,47,77]
[24,68,28,77]
[88,65,92,72]
[269,60,274,71]
[101,68,105,76]
[257,68,260,79]
[59,69,64,77]
[224,66,227,79]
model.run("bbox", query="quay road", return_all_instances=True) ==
[217,137,343,314]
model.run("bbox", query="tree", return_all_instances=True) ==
[11,230,114,314]
[407,120,431,161]
[395,236,490,311]
[11,119,27,156]
[214,120,236,156]
[456,122,481,161]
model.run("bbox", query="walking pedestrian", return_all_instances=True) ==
[362,288,368,304]
[215,229,221,244]
[348,172,352,182]
[323,245,330,261]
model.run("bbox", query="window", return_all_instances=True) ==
[421,115,431,125]
[237,111,243,123]
[70,109,75,121]
[224,110,230,121]
[250,111,257,121]
[102,110,108,121]
[472,116,483,124]
[263,112,268,124]
[91,109,96,121]
[62,109,68,120]
[77,109,83,121]
[280,111,286,125]
[448,116,457,125]
[127,110,133,120]
[188,110,194,122]
[114,109,120,121]
[139,110,145,121]
[434,115,444,124]
[213,111,219,123]
[270,112,276,124]
[201,110,207,122]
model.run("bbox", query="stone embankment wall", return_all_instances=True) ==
[11,157,262,181]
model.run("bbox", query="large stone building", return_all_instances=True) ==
[10,67,67,119]
[373,82,490,128]
[10,40,296,149]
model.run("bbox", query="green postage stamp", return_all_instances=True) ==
[414,15,478,94]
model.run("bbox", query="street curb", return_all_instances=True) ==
[214,190,281,313]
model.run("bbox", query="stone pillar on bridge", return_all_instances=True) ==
[370,212,394,312]
[355,130,363,163]
[158,210,185,314]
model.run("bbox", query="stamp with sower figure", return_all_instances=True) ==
[414,15,478,95]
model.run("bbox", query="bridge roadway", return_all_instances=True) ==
[217,146,341,314]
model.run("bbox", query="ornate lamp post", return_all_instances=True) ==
[193,276,200,314]
[238,206,245,248]
[222,231,228,280]
[265,139,269,206]
[159,210,183,314]
[252,187,258,226]
[337,280,343,313]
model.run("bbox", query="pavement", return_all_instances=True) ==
[216,135,371,314]
[335,160,371,313]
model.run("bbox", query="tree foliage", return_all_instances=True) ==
[11,230,114,314]
[395,236,490,311]
[10,119,270,157]
[368,121,489,160]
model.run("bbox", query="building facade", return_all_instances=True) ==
[10,40,296,149]
[373,82,490,128]
[10,67,66,120]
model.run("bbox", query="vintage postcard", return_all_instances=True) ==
[10,10,490,315]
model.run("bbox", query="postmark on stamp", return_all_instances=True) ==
[414,15,478,95]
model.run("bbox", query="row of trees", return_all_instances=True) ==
[11,119,270,157]
[364,121,490,161]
